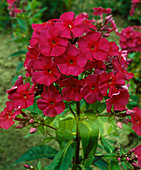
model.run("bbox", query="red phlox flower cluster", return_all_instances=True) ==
[119,26,141,53]
[1,11,135,129]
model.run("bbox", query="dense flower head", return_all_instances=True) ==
[2,9,135,130]
[119,26,141,53]
[131,107,141,136]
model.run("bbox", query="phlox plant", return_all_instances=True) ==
[1,7,141,170]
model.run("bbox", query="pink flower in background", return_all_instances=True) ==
[131,107,141,136]
[93,7,111,16]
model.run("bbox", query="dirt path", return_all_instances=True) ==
[0,33,18,111]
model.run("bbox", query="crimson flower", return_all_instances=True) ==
[56,11,85,39]
[37,85,65,117]
[55,44,87,76]
[83,74,103,104]
[131,107,141,136]
[33,57,61,86]
[78,31,109,61]
[134,145,141,167]
[6,75,23,95]
[0,101,21,129]
[9,82,34,109]
[106,89,130,113]
[39,25,68,56]
[60,77,87,101]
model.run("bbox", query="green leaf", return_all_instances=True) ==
[109,161,120,170]
[8,50,27,58]
[44,141,76,170]
[23,103,43,114]
[84,109,97,121]
[17,18,28,32]
[79,120,99,159]
[37,161,42,170]
[101,136,114,153]
[14,145,58,164]
[16,62,24,72]
[93,158,108,170]
[56,129,75,147]
[97,102,106,113]
[40,137,55,145]
[59,116,75,132]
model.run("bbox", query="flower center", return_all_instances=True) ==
[50,101,54,105]
[68,24,72,28]
[48,69,52,73]
[69,59,73,64]
[52,40,56,45]
[91,45,95,50]
[91,86,95,90]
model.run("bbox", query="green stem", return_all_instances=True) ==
[73,101,81,170]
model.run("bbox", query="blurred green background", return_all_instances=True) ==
[0,0,140,169]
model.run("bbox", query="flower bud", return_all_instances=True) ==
[29,119,34,124]
[15,125,24,129]
[132,162,138,167]
[24,164,30,168]
[117,122,123,129]
[30,128,37,134]
[126,157,130,161]
[117,157,121,161]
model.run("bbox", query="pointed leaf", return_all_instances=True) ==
[79,120,99,159]
[14,145,58,164]
[44,141,76,170]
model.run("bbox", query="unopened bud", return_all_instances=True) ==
[132,162,138,167]
[30,128,37,134]
[29,119,34,124]
[24,164,30,168]
[15,125,24,129]
[126,157,130,161]
[117,157,121,161]
[117,122,123,129]
[130,148,135,152]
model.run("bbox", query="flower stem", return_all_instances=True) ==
[73,101,81,170]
